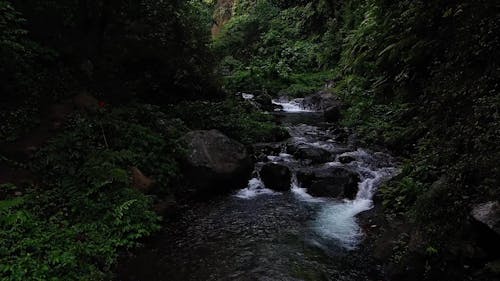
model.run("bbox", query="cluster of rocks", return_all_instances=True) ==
[173,89,358,201]
[239,87,344,123]
[175,127,361,202]
[301,91,344,122]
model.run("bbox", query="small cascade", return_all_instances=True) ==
[291,172,326,203]
[271,98,315,112]
[119,97,401,281]
[235,100,399,249]
[235,168,279,199]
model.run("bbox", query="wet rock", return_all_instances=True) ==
[302,91,343,122]
[252,142,284,162]
[260,163,291,191]
[471,201,500,236]
[131,167,155,192]
[297,166,360,199]
[329,127,350,142]
[269,127,290,142]
[302,91,338,110]
[254,93,274,111]
[253,142,283,156]
[182,130,253,194]
[293,146,332,164]
[338,155,356,164]
[324,106,342,122]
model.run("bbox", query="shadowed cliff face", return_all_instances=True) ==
[212,0,235,37]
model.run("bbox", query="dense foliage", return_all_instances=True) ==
[338,0,499,230]
[0,1,280,280]
[335,0,499,278]
[2,0,218,105]
[216,0,499,278]
[213,0,340,96]
[1,0,498,279]
[169,98,288,144]
[0,104,188,280]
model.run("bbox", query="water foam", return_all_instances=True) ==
[272,99,315,113]
[235,177,279,199]
[313,199,372,250]
[291,172,326,203]
[312,163,398,249]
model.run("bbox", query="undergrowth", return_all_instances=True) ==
[0,104,188,280]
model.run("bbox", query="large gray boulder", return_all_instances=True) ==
[293,146,332,164]
[302,91,343,122]
[297,166,360,199]
[471,201,500,236]
[182,130,253,194]
[260,163,291,191]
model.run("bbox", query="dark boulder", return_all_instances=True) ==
[471,201,500,236]
[338,155,356,164]
[329,127,350,142]
[297,166,360,199]
[293,146,332,164]
[260,163,291,191]
[252,142,284,160]
[302,91,343,122]
[269,126,291,142]
[252,142,284,162]
[254,93,274,111]
[324,106,342,122]
[182,130,253,194]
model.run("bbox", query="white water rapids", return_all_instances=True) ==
[271,98,316,113]
[236,99,399,250]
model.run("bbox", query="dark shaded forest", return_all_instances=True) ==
[0,0,499,280]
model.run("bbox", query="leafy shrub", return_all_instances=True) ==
[0,104,190,280]
[0,189,159,280]
[170,98,288,144]
[336,0,500,267]
[213,0,338,96]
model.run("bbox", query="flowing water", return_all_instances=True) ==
[118,98,398,281]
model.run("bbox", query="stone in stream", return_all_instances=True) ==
[181,130,253,194]
[324,106,342,122]
[297,166,360,199]
[252,142,284,162]
[260,163,292,191]
[338,155,356,164]
[293,146,332,164]
[253,142,283,155]
[301,91,343,122]
[254,93,274,111]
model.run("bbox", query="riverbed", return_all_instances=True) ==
[117,100,398,281]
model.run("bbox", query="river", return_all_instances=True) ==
[118,99,398,281]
